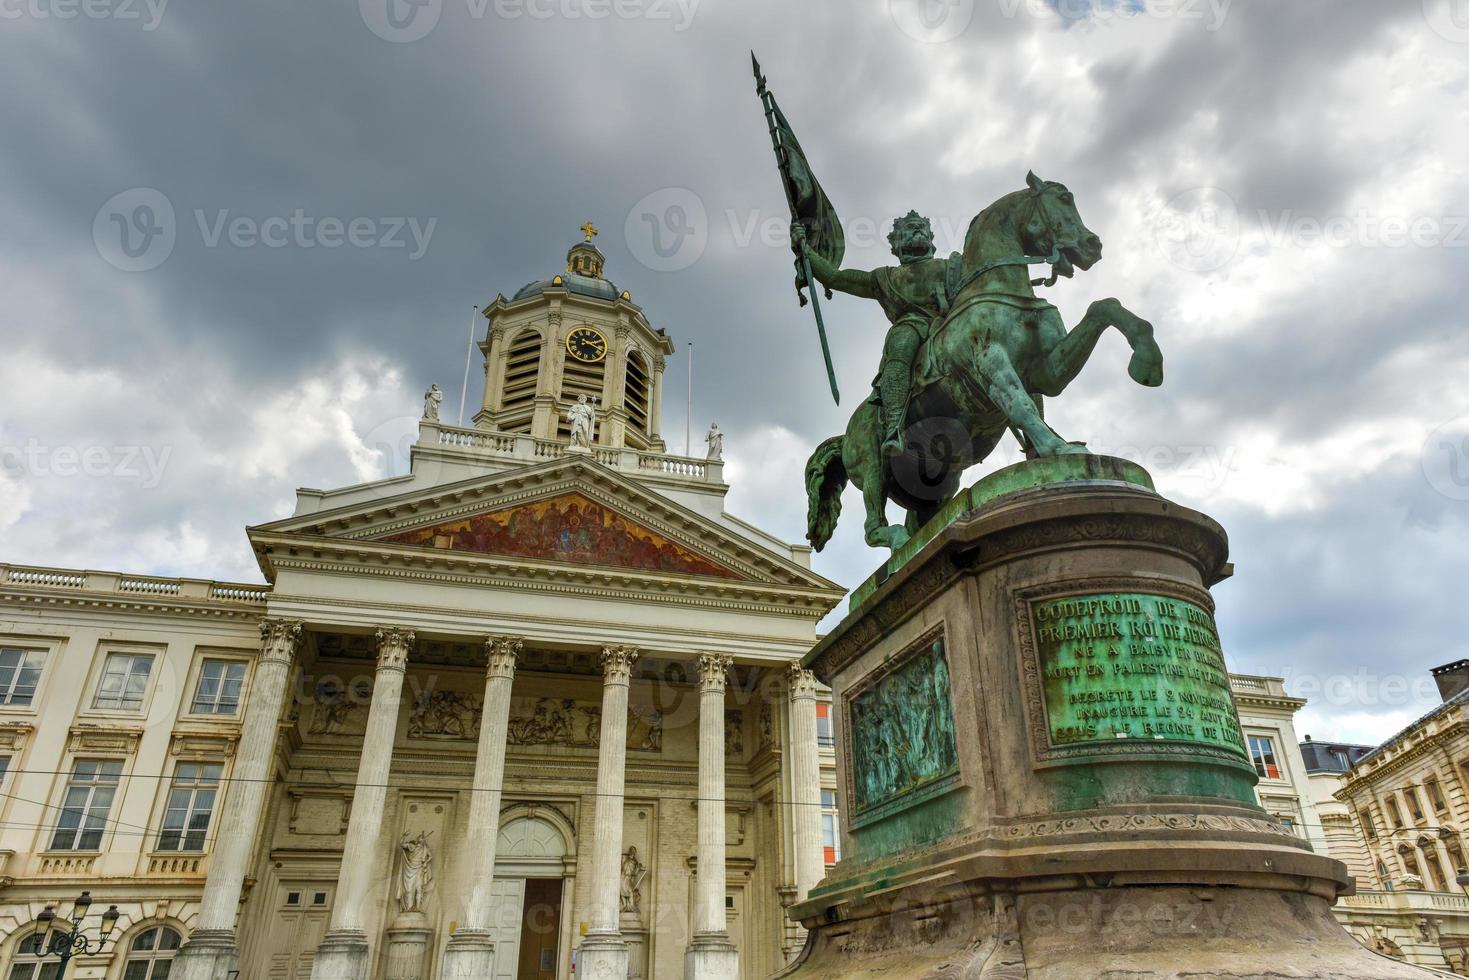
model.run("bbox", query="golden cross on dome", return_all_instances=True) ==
[580,221,599,242]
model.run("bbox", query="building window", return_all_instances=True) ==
[820,789,841,865]
[191,659,246,715]
[1278,816,1297,836]
[0,755,9,787]
[49,759,122,851]
[1247,735,1281,779]
[1426,777,1449,814]
[1422,846,1449,890]
[1400,847,1423,880]
[1406,788,1426,823]
[499,328,543,431]
[92,652,154,711]
[815,703,834,748]
[157,763,221,852]
[6,927,63,980]
[0,648,45,707]
[1386,797,1404,829]
[624,350,652,438]
[1358,807,1377,840]
[121,925,181,980]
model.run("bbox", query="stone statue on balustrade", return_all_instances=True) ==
[566,394,597,450]
[422,383,443,422]
[705,423,723,461]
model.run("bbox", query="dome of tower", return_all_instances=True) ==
[512,224,622,302]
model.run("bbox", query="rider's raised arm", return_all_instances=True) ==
[795,226,878,299]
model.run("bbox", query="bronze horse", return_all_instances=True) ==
[805,173,1164,552]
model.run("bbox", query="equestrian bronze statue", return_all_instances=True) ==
[753,60,1163,553]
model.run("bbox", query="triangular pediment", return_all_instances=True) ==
[249,455,843,599]
[373,491,740,579]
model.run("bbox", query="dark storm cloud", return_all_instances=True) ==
[1,0,1466,741]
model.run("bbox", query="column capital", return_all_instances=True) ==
[374,627,416,671]
[259,619,304,667]
[787,663,819,701]
[697,653,734,692]
[600,645,639,681]
[485,635,523,679]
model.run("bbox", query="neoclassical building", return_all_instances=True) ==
[1332,659,1469,973]
[0,232,847,980]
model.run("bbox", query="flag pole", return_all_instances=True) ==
[458,305,477,426]
[752,52,840,406]
[686,341,693,456]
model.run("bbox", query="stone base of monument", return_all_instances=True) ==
[780,456,1439,979]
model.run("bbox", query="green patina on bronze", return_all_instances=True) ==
[1033,592,1245,755]
[847,639,958,816]
[754,64,1168,557]
[847,454,1155,612]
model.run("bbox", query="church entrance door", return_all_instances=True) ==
[516,878,563,979]
[488,809,576,980]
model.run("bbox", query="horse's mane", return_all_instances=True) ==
[966,186,1034,241]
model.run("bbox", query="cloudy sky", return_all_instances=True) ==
[2,0,1467,746]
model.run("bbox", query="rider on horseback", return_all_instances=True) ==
[796,211,952,455]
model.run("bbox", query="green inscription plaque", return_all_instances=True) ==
[1031,592,1248,758]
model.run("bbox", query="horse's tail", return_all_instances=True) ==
[804,435,847,552]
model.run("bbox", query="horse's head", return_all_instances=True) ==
[1020,171,1102,279]
[888,210,937,264]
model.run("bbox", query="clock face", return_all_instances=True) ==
[565,327,608,364]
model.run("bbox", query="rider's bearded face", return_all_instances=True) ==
[892,225,936,263]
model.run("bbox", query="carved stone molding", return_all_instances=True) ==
[67,725,142,755]
[259,618,305,667]
[0,721,34,752]
[287,789,353,836]
[600,644,639,680]
[374,627,416,671]
[169,729,239,760]
[485,635,523,680]
[787,663,818,701]
[697,653,733,692]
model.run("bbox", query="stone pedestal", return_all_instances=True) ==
[382,912,434,980]
[621,911,650,980]
[780,456,1441,979]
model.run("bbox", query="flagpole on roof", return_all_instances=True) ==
[458,305,477,426]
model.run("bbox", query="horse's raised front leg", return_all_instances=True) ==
[847,408,911,552]
[1035,297,1163,396]
[976,343,1086,457]
[862,477,910,552]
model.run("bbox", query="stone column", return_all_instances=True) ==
[440,635,522,978]
[578,645,639,979]
[787,664,825,900]
[311,627,414,980]
[685,654,738,980]
[174,619,303,980]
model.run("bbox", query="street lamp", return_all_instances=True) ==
[30,891,120,975]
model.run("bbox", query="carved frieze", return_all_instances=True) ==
[504,696,662,752]
[843,632,958,818]
[408,691,481,740]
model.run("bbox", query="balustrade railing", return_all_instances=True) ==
[422,421,722,485]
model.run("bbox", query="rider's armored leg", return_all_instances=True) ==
[879,323,921,453]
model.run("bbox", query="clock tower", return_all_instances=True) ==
[473,225,676,450]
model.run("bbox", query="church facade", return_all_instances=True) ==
[0,233,847,980]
